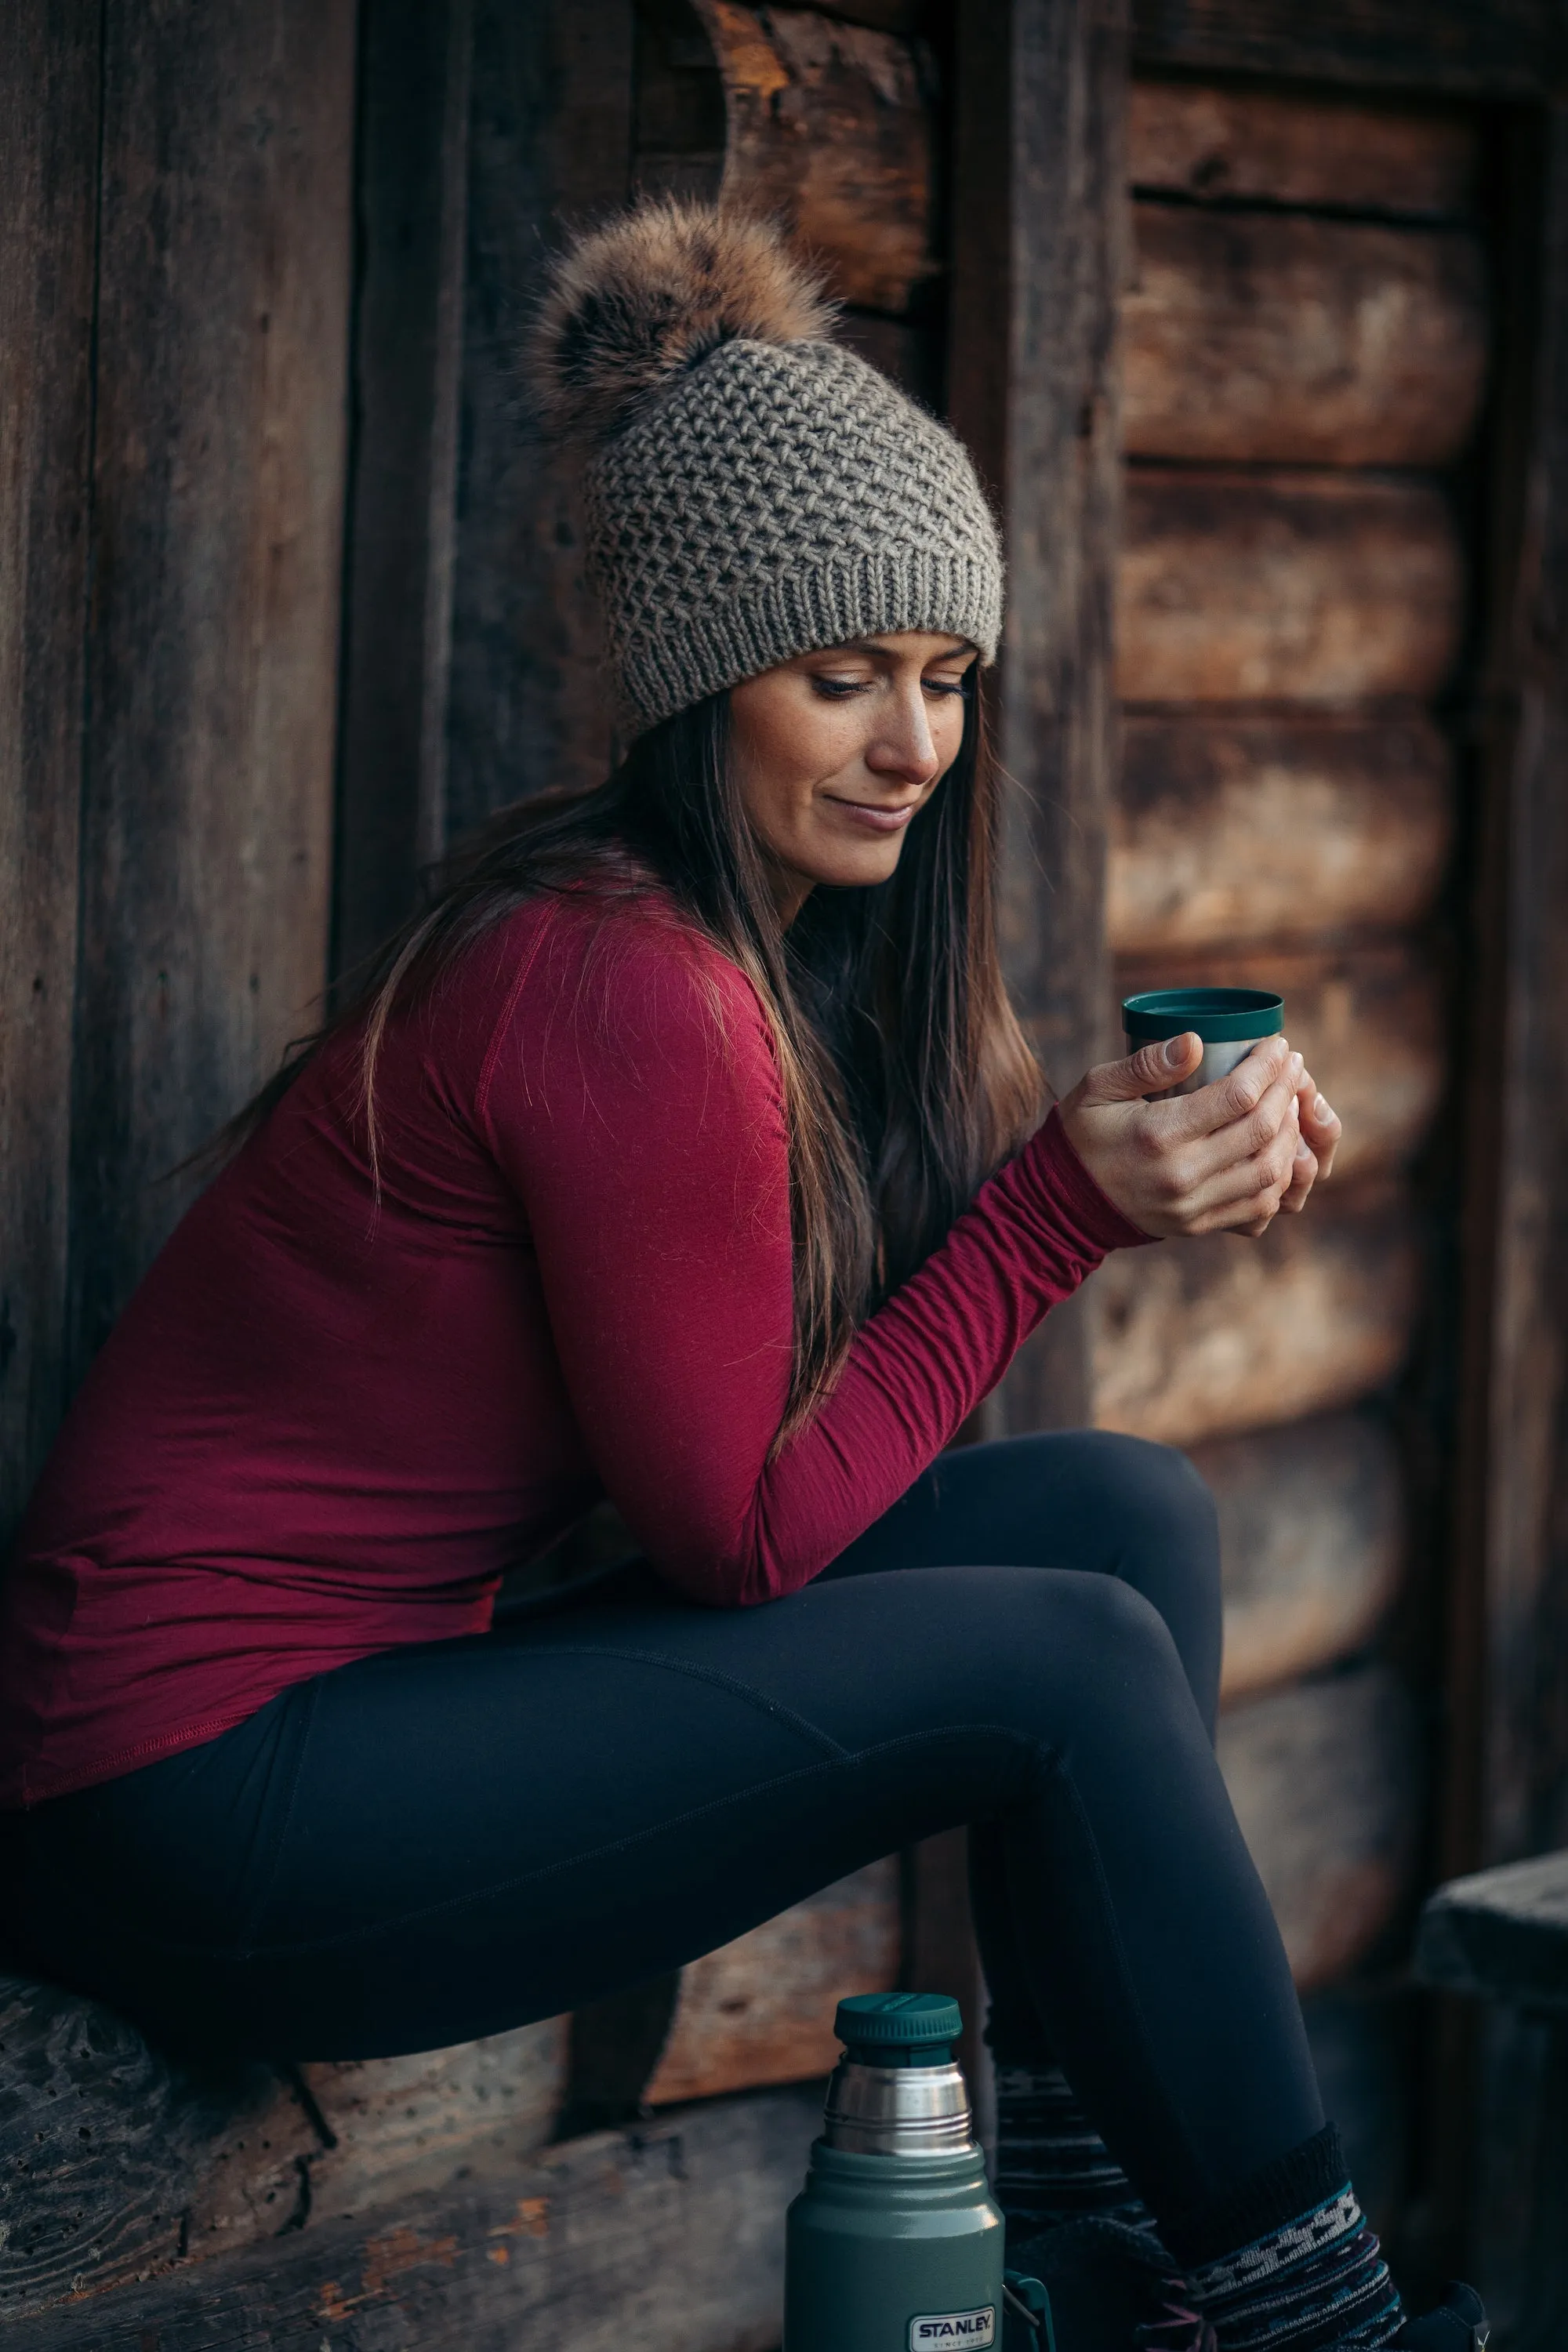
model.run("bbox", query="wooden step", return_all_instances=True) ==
[0,2072,818,2351]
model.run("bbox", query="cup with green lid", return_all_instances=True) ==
[1123,986,1284,1098]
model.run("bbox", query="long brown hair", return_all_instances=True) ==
[220,687,1044,1436]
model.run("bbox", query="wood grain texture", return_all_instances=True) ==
[950,0,1128,1436]
[445,0,633,837]
[1192,1411,1406,1702]
[1127,78,1480,216]
[1119,468,1466,706]
[645,1860,899,2103]
[1125,204,1489,468]
[0,1974,289,2319]
[332,0,472,975]
[1,2087,820,2352]
[1130,0,1568,100]
[1092,1193,1421,1447]
[0,3,99,1549]
[1219,1665,1423,1992]
[1115,942,1447,1182]
[1470,116,1568,1878]
[1111,714,1454,956]
[1417,1849,1568,2010]
[64,0,354,1381]
[197,2025,571,2256]
[692,0,938,315]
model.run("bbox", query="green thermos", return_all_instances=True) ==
[783,1992,1008,2352]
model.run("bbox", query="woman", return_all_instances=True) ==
[0,205,1479,2350]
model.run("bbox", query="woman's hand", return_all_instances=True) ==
[1058,1033,1341,1240]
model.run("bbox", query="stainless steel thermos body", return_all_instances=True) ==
[783,1994,1006,2352]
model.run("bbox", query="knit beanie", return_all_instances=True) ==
[530,200,1004,732]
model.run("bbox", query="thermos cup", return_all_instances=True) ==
[783,1992,1007,2352]
[1122,986,1284,1096]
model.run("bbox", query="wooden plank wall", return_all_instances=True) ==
[1106,78,1490,2218]
[0,1,355,1553]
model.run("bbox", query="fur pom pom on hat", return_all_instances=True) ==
[530,200,1004,731]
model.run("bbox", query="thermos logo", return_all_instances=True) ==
[909,2309,996,2348]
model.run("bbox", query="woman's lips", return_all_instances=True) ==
[823,797,918,833]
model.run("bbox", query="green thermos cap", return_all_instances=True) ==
[833,1991,963,2055]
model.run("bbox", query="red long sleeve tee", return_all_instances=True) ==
[0,891,1146,1807]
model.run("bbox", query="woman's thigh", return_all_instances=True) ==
[16,1550,1232,2067]
[826,1432,1222,1733]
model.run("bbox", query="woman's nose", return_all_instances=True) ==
[866,691,941,785]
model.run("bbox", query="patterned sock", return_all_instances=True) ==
[993,2062,1163,2239]
[1170,2131,1404,2351]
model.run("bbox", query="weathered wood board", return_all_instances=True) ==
[1130,0,1568,101]
[332,0,473,976]
[0,2086,821,2352]
[1114,942,1446,1183]
[1124,204,1488,468]
[0,5,100,1549]
[445,0,634,837]
[1092,1193,1421,1448]
[64,0,355,1380]
[1192,1411,1406,1702]
[1417,1849,1568,2011]
[645,1860,899,2104]
[695,0,938,315]
[949,0,1127,1437]
[1219,1665,1423,1993]
[191,2023,572,2258]
[1111,713,1454,956]
[1118,469,1465,706]
[1127,78,1479,216]
[0,1976,568,2311]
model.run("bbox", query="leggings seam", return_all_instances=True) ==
[500,1641,850,1760]
[234,1680,319,1947]
[134,1722,1040,1963]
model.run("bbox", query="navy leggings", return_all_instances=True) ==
[7,1432,1323,2224]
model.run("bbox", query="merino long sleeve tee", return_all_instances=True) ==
[0,891,1147,1806]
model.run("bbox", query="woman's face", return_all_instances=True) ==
[730,631,978,920]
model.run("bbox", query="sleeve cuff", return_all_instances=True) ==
[1029,1105,1156,1252]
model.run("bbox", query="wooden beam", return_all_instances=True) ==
[64,0,355,1381]
[646,1860,899,2106]
[1417,1849,1568,2010]
[1130,0,1568,100]
[1120,468,1466,706]
[1127,78,1481,218]
[445,0,636,837]
[694,1,938,316]
[1092,1190,1421,1449]
[0,2086,821,2352]
[0,2,100,1548]
[1194,1410,1407,1704]
[1219,1664,1424,1994]
[949,0,1129,1436]
[332,0,474,977]
[1111,714,1455,956]
[1124,204,1490,470]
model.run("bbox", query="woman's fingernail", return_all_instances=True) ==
[1162,1034,1189,1069]
[1313,1093,1333,1124]
[1290,1052,1304,1082]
